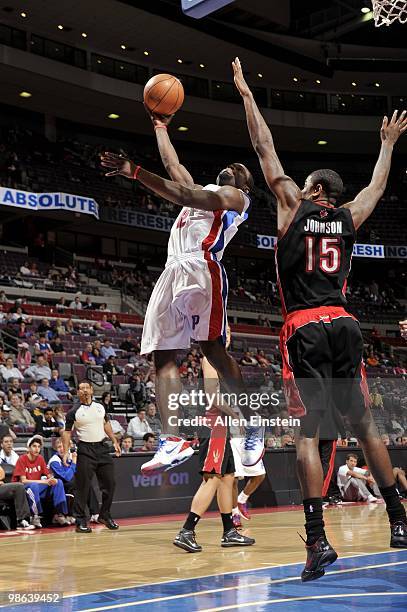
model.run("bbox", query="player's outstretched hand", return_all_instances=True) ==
[232,57,252,98]
[380,110,407,144]
[144,103,174,128]
[100,151,136,179]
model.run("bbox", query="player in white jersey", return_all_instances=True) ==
[101,115,264,474]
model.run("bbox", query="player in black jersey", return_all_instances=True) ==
[233,57,407,580]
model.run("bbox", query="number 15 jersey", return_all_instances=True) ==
[275,199,356,318]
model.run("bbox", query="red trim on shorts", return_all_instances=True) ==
[280,306,357,417]
[205,257,224,339]
[275,244,287,319]
[322,440,337,497]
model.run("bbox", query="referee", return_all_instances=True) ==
[62,380,121,533]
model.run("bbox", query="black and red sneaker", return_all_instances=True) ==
[390,520,407,548]
[300,535,338,582]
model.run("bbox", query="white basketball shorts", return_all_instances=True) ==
[140,255,228,355]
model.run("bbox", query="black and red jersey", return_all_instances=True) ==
[276,199,356,317]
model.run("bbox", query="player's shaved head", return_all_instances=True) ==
[303,169,343,204]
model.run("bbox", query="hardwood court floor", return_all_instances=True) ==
[0,503,404,600]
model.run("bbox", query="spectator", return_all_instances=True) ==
[34,334,53,360]
[17,322,30,340]
[0,404,16,440]
[381,433,391,446]
[120,334,138,355]
[127,408,152,439]
[0,347,5,364]
[92,347,104,366]
[240,351,259,366]
[55,297,67,312]
[20,261,31,276]
[366,352,380,367]
[48,437,99,523]
[82,297,93,310]
[108,414,125,441]
[25,381,43,407]
[80,342,96,365]
[12,436,69,527]
[103,356,123,382]
[281,433,295,447]
[8,395,35,430]
[101,339,116,361]
[0,434,19,465]
[17,342,32,368]
[24,354,52,381]
[69,296,82,310]
[97,314,114,331]
[337,453,380,503]
[38,378,61,403]
[256,350,271,368]
[127,372,147,408]
[0,465,34,530]
[109,314,122,329]
[121,435,134,454]
[139,433,156,452]
[50,337,66,356]
[0,357,24,382]
[6,378,24,403]
[145,403,162,435]
[101,392,113,413]
[34,407,62,438]
[37,319,52,337]
[50,369,71,397]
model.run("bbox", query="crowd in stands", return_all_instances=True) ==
[1,121,406,244]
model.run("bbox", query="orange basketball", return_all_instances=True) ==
[143,74,184,115]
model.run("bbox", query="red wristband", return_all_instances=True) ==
[154,124,167,130]
[133,165,141,180]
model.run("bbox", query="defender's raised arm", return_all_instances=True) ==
[232,57,301,213]
[342,110,406,229]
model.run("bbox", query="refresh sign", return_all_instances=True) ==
[181,0,235,18]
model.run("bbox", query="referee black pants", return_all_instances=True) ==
[73,441,115,522]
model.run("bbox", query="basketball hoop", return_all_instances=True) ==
[372,0,407,26]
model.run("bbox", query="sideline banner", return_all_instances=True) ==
[0,187,99,218]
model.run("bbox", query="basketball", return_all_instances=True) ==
[143,74,184,115]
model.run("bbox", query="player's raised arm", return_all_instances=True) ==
[341,110,406,230]
[145,107,199,188]
[100,152,245,214]
[232,57,301,211]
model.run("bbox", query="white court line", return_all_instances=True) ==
[201,592,407,612]
[74,560,407,612]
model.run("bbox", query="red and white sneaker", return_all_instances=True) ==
[141,435,194,475]
[238,501,250,520]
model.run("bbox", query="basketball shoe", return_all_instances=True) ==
[141,435,194,475]
[390,520,407,548]
[241,425,265,467]
[173,528,202,553]
[300,535,338,582]
[238,501,250,520]
[221,528,255,547]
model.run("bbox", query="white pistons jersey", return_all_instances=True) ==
[167,184,251,263]
[140,184,251,355]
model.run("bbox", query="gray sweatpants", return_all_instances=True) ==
[0,483,30,521]
[342,477,381,501]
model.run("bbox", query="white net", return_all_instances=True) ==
[372,0,407,26]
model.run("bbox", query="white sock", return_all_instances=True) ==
[238,492,249,504]
[232,507,239,515]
